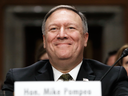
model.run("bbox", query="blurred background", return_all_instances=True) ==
[0,0,128,86]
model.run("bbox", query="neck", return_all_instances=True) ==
[49,57,83,73]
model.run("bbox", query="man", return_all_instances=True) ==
[2,5,128,96]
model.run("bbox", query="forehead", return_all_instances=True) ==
[52,8,77,14]
[49,8,81,19]
[123,56,128,61]
[45,9,82,24]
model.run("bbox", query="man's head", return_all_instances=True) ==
[42,5,89,72]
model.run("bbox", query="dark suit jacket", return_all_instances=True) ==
[2,58,128,96]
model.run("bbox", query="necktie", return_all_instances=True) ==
[59,73,73,81]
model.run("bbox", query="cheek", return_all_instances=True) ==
[125,66,128,71]
[69,32,83,42]
[46,33,56,43]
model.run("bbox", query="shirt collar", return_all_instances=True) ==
[52,61,82,81]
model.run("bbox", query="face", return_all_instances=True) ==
[43,9,88,69]
[122,56,128,76]
[107,55,116,66]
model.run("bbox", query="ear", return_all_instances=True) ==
[43,35,46,48]
[83,32,89,47]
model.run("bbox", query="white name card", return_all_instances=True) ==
[14,81,102,96]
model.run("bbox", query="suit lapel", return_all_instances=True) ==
[76,59,95,81]
[35,62,54,81]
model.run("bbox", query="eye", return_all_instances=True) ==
[49,27,59,32]
[126,61,128,64]
[51,28,57,30]
[69,27,75,29]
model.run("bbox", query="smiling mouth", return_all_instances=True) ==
[56,43,71,46]
[54,41,73,46]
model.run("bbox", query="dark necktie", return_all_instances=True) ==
[59,73,73,81]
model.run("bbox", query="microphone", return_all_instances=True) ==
[100,48,128,81]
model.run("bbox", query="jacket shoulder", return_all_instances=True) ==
[83,58,127,78]
[11,60,49,80]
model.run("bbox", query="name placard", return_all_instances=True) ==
[14,81,102,96]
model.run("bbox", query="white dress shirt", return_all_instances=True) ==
[52,61,82,81]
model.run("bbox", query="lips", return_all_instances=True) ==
[54,40,73,46]
[55,43,71,46]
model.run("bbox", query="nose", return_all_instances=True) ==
[57,27,68,39]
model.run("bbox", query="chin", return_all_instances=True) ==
[58,56,71,60]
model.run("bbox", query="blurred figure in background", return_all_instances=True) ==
[35,43,49,61]
[115,44,128,76]
[105,50,117,66]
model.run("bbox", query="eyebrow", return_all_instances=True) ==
[48,22,79,27]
